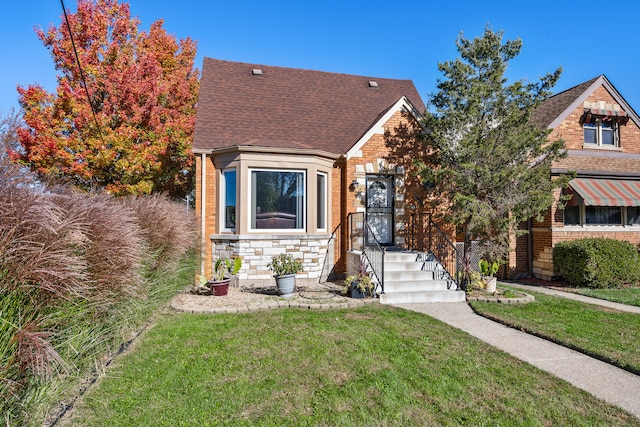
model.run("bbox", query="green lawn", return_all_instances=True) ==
[470,287,640,374]
[573,287,640,307]
[62,306,638,426]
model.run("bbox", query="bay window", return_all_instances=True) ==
[317,172,327,231]
[222,169,236,230]
[251,169,305,230]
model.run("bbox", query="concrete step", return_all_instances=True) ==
[380,289,466,304]
[383,279,451,292]
[384,269,449,281]
[384,261,426,272]
[383,251,421,262]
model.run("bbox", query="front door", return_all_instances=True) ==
[366,175,394,245]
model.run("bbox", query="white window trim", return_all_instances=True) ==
[583,119,620,149]
[563,204,640,227]
[220,168,237,233]
[317,172,328,232]
[248,168,307,232]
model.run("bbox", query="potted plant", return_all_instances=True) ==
[479,258,499,293]
[209,257,242,296]
[342,257,375,298]
[267,253,303,298]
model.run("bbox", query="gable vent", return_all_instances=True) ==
[252,68,263,76]
[368,81,378,88]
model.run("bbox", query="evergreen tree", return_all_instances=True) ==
[418,26,571,263]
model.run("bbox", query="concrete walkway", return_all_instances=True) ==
[393,289,640,419]
[504,282,640,314]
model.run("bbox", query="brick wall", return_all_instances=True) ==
[551,85,640,154]
[344,110,412,248]
[194,154,217,278]
[515,83,640,280]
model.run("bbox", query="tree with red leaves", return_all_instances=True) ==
[14,0,199,197]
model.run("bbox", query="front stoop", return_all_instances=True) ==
[378,251,465,304]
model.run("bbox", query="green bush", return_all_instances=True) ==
[553,238,640,288]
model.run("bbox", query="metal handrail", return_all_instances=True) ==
[428,215,459,289]
[348,212,385,294]
[319,222,341,283]
[363,220,385,294]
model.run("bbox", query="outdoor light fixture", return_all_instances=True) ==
[349,179,359,191]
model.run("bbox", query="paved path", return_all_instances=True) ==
[505,282,640,314]
[393,291,640,419]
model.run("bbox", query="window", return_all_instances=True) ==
[563,206,580,225]
[317,173,327,231]
[563,205,640,226]
[627,207,640,225]
[583,117,619,147]
[585,206,621,225]
[222,169,236,230]
[251,170,305,230]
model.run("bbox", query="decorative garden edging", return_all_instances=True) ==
[171,288,379,315]
[466,289,535,304]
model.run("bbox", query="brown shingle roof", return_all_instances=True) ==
[194,58,425,154]
[531,76,600,128]
[553,150,640,176]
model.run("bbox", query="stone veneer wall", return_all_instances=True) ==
[211,234,335,286]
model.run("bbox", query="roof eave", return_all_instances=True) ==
[202,145,342,160]
[547,75,640,129]
[552,168,640,179]
[345,96,423,160]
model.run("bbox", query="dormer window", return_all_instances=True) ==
[583,118,618,147]
[580,103,629,149]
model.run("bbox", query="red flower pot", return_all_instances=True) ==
[210,279,230,296]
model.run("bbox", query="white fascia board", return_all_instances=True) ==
[548,75,640,129]
[193,148,213,154]
[345,96,422,160]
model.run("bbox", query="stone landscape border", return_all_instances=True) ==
[466,289,535,304]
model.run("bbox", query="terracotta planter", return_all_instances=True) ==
[210,279,230,296]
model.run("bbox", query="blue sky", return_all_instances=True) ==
[2,1,640,115]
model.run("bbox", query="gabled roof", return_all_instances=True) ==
[193,58,425,155]
[531,75,640,129]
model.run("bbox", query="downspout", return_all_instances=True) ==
[527,218,533,277]
[200,152,207,277]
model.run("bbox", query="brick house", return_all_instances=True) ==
[193,58,428,287]
[510,75,640,280]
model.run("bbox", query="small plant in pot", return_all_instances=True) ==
[342,257,375,298]
[479,259,499,294]
[268,253,303,298]
[458,254,482,293]
[209,257,242,296]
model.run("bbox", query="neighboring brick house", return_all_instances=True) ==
[510,75,640,280]
[193,58,426,285]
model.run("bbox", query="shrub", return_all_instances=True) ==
[50,190,147,301]
[0,165,196,425]
[121,193,196,270]
[553,238,640,288]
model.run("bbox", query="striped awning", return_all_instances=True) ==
[580,108,630,126]
[569,178,640,206]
